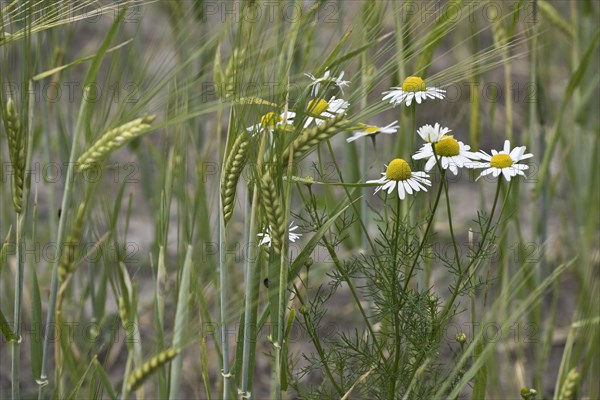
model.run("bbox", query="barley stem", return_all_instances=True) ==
[38,88,90,400]
[218,108,234,400]
[240,130,268,398]
[12,83,34,400]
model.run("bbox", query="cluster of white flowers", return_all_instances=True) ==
[251,72,533,243]
[367,76,533,200]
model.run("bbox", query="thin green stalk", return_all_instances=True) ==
[12,208,25,400]
[389,196,402,400]
[9,80,34,400]
[359,11,372,250]
[120,357,133,400]
[218,108,234,400]
[38,88,90,400]
[393,0,408,159]
[409,104,416,156]
[275,104,296,400]
[389,178,444,398]
[12,43,35,400]
[240,131,268,398]
[392,196,402,263]
[294,286,344,396]
[441,179,504,320]
[432,149,461,270]
[401,176,444,296]
[442,178,461,269]
[168,245,193,399]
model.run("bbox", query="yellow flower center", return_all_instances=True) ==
[433,136,460,157]
[402,76,426,92]
[385,159,412,181]
[364,125,380,134]
[490,154,513,169]
[261,112,282,127]
[307,98,329,115]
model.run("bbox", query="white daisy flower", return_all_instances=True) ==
[247,110,296,134]
[303,96,349,128]
[258,222,302,247]
[305,70,350,96]
[412,125,480,175]
[416,123,452,143]
[346,121,399,143]
[382,76,446,107]
[470,140,533,181]
[366,158,431,200]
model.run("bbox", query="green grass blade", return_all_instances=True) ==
[169,244,194,400]
[66,356,97,400]
[0,308,16,342]
[30,267,42,381]
[0,226,12,277]
[93,359,117,400]
[32,40,133,81]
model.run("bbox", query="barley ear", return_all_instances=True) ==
[126,348,180,394]
[221,133,249,226]
[282,112,347,163]
[3,98,25,213]
[76,115,156,171]
[259,169,285,255]
[558,368,580,400]
[58,202,87,283]
[488,4,508,52]
[219,48,245,100]
[538,0,575,39]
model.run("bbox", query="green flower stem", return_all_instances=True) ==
[443,178,461,269]
[402,173,445,296]
[432,148,461,270]
[371,137,388,222]
[392,195,402,264]
[440,179,507,321]
[389,176,444,399]
[410,104,416,155]
[389,192,403,400]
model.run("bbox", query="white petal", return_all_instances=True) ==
[510,146,523,159]
[383,180,396,193]
[441,157,449,169]
[397,182,405,199]
[402,180,413,195]
[406,178,419,192]
[480,168,494,176]
[425,156,437,172]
